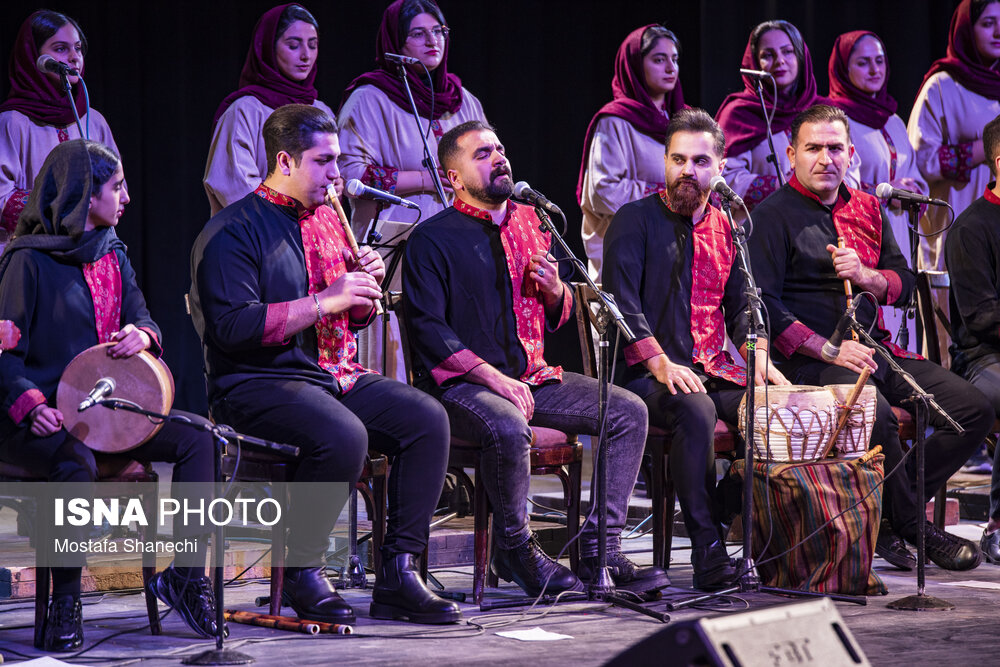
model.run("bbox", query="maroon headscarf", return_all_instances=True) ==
[339,0,463,119]
[576,25,685,200]
[715,22,824,157]
[0,11,88,126]
[827,31,897,130]
[919,0,1000,101]
[213,4,319,124]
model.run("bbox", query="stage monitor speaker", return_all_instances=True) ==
[606,598,870,667]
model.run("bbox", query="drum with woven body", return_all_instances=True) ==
[826,383,876,459]
[739,385,836,462]
[56,343,174,452]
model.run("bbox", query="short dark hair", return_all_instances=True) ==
[263,104,338,176]
[640,25,681,58]
[664,108,726,158]
[30,10,88,56]
[84,140,120,194]
[750,20,805,94]
[397,0,447,45]
[984,114,1000,177]
[790,104,851,146]
[972,0,1000,24]
[275,4,319,46]
[438,119,497,171]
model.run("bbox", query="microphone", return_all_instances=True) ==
[709,175,745,208]
[512,181,564,217]
[36,54,79,77]
[78,377,116,412]
[875,182,948,207]
[821,300,862,362]
[384,52,421,65]
[345,179,419,210]
[740,68,774,79]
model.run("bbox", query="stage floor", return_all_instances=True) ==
[2,521,1000,666]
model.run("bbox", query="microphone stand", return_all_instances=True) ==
[59,71,86,139]
[394,62,448,205]
[754,78,784,186]
[668,200,866,612]
[95,398,302,665]
[479,205,668,623]
[839,319,960,612]
[902,200,922,351]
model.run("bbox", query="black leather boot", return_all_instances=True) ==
[691,540,737,591]
[491,534,583,597]
[282,567,356,623]
[43,594,83,652]
[370,553,462,624]
[577,550,670,596]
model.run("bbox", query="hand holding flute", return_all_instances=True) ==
[326,184,384,316]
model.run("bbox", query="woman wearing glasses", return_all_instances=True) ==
[338,0,487,381]
[204,4,339,216]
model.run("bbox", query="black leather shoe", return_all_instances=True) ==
[577,551,670,596]
[876,520,916,570]
[43,594,83,652]
[282,567,356,623]
[147,568,226,638]
[916,521,981,571]
[370,553,462,624]
[981,528,1000,565]
[492,535,583,597]
[691,541,737,591]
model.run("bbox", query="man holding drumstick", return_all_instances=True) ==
[0,140,219,650]
[190,104,458,626]
[748,104,991,572]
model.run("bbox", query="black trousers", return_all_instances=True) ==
[788,354,993,538]
[211,373,449,563]
[626,374,745,547]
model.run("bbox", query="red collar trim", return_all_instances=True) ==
[984,183,1000,206]
[255,184,309,217]
[788,174,851,210]
[454,198,515,226]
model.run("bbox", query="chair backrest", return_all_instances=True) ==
[915,270,951,365]
[384,291,417,386]
[572,282,601,379]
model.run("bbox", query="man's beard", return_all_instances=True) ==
[666,177,708,217]
[467,168,514,206]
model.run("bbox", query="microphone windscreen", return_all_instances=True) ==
[512,181,531,199]
[875,182,893,199]
[346,179,365,197]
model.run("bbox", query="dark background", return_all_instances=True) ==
[0,1,958,413]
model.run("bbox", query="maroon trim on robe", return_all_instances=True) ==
[452,198,564,385]
[263,302,289,346]
[984,183,1000,206]
[9,388,45,425]
[82,252,122,344]
[880,269,903,305]
[775,320,818,359]
[361,164,399,194]
[1,188,29,232]
[624,336,664,366]
[431,349,486,386]
[137,326,162,356]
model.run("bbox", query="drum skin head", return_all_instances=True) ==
[57,343,175,453]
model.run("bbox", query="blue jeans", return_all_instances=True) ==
[439,371,647,557]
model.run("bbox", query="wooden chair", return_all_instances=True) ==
[0,457,161,648]
[219,442,388,617]
[573,282,738,569]
[387,292,584,603]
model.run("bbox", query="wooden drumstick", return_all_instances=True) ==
[821,365,872,458]
[836,237,858,342]
[326,184,383,316]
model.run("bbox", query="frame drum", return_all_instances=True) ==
[57,343,175,452]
